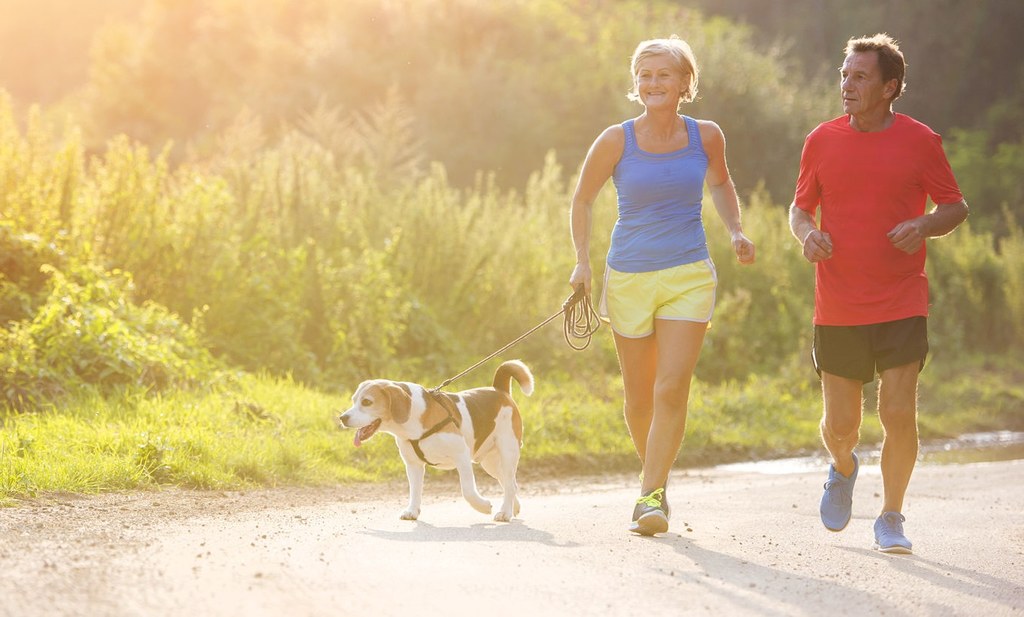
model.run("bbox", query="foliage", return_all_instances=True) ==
[3,79,1022,404]
[926,220,1024,354]
[0,377,371,498]
[0,221,67,324]
[945,122,1024,229]
[33,0,837,202]
[0,0,1020,496]
[3,353,1020,502]
[692,0,1024,139]
[0,0,139,105]
[699,188,815,381]
[5,0,1024,204]
[0,221,221,410]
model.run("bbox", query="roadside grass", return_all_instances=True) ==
[0,377,395,503]
[1,356,1021,505]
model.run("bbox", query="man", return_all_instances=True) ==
[789,33,969,554]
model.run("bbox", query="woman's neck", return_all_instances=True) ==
[637,110,681,136]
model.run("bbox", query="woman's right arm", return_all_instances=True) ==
[569,125,624,295]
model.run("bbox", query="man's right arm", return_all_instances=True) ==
[790,131,832,263]
[790,204,832,263]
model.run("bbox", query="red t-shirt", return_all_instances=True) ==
[794,114,964,326]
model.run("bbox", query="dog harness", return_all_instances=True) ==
[408,391,463,467]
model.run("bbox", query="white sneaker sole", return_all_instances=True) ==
[629,511,669,536]
[873,541,913,555]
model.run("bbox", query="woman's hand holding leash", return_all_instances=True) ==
[569,262,592,296]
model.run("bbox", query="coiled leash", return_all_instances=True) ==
[431,284,600,393]
[413,286,600,467]
[561,284,602,352]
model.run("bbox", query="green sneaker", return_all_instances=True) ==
[629,487,669,536]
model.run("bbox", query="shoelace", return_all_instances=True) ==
[823,474,854,505]
[823,468,854,491]
[823,477,850,490]
[880,511,906,529]
[635,488,665,508]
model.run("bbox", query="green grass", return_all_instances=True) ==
[0,376,390,501]
[2,355,1022,505]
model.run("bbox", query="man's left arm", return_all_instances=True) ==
[887,199,969,254]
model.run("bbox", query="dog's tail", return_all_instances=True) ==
[492,360,534,396]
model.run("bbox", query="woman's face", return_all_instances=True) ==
[634,54,688,110]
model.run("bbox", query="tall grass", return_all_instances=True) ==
[5,353,1020,504]
[0,377,376,501]
[6,93,1021,391]
[1,91,1022,500]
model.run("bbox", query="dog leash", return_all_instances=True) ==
[429,285,600,393]
[410,287,599,467]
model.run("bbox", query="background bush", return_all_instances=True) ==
[0,1,1020,440]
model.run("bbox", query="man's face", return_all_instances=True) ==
[839,51,895,117]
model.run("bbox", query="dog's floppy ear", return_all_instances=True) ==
[384,382,412,424]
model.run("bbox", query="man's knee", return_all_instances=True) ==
[821,417,860,444]
[822,392,863,440]
[878,403,918,434]
[877,366,919,433]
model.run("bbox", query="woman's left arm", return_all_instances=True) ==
[701,120,755,265]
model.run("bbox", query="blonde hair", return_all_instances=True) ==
[626,36,700,105]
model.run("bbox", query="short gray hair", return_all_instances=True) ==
[845,33,906,100]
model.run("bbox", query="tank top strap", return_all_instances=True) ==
[621,119,638,156]
[683,115,704,153]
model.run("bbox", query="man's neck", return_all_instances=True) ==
[849,109,895,133]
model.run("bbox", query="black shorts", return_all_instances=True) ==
[812,316,928,384]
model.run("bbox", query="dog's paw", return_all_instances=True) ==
[493,509,514,523]
[399,509,420,521]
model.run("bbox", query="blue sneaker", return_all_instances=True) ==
[820,452,858,531]
[874,511,913,554]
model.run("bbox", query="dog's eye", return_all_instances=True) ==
[360,398,373,407]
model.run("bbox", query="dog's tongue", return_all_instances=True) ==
[354,432,363,447]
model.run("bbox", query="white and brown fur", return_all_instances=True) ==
[337,360,533,522]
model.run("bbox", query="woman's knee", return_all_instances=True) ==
[622,393,654,420]
[654,379,690,409]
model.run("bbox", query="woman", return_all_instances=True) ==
[569,36,755,536]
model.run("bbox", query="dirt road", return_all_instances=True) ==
[2,459,1022,617]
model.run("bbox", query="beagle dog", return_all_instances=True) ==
[338,360,533,522]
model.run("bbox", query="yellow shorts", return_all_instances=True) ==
[599,259,717,338]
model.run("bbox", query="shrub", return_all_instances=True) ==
[0,250,222,411]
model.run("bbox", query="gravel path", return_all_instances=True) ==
[2,459,1022,616]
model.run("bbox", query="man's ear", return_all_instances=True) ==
[884,78,898,100]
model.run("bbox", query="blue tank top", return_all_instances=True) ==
[606,115,710,273]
